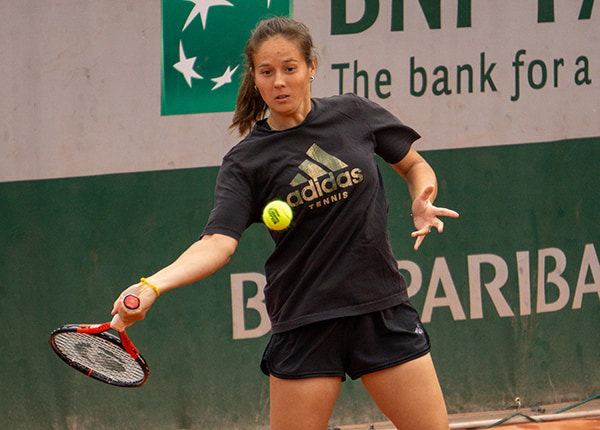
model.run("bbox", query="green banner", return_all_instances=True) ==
[161,0,292,115]
[1,138,598,428]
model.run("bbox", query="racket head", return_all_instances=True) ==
[49,324,149,388]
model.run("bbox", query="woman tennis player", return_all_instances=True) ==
[113,17,458,430]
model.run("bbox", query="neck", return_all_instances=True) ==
[267,102,312,131]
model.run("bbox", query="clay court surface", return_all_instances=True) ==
[335,398,600,429]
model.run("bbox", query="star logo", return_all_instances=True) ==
[182,0,233,31]
[161,0,291,116]
[211,65,239,90]
[173,41,203,87]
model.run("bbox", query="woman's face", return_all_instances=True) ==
[253,35,316,130]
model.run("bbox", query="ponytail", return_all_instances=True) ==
[229,66,268,136]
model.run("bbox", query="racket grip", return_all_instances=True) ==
[110,314,126,332]
[111,294,139,332]
[123,294,140,310]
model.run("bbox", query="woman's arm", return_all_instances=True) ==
[392,147,459,250]
[111,233,238,326]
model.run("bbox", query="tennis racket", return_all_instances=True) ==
[49,294,149,388]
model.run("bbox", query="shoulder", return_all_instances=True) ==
[314,93,363,111]
[309,93,372,126]
[313,93,388,119]
[222,124,269,161]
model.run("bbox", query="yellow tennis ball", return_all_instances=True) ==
[262,200,293,231]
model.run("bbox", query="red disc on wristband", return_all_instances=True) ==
[123,294,140,310]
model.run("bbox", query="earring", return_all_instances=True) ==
[309,76,314,82]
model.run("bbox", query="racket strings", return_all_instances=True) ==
[52,332,145,384]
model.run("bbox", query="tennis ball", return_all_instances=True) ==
[262,200,293,231]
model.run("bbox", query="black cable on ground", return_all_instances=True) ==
[479,411,540,428]
[475,393,600,429]
[552,393,600,415]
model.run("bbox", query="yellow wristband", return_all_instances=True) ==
[140,277,160,298]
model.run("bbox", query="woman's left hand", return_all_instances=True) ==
[410,184,459,250]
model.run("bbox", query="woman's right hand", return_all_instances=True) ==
[111,281,159,328]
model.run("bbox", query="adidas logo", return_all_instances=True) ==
[286,144,363,209]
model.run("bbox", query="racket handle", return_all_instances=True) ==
[110,294,140,332]
[123,294,140,310]
[110,314,126,332]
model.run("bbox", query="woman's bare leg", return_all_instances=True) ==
[269,375,342,430]
[361,353,449,429]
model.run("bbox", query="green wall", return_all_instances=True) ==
[1,138,599,428]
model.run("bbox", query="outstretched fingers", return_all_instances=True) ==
[436,207,460,219]
[411,218,445,250]
[410,204,459,250]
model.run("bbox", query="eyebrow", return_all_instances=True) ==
[256,58,300,69]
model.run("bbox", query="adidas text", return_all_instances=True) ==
[286,168,363,208]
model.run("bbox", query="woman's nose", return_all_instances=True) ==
[273,71,285,88]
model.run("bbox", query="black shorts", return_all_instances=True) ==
[260,302,430,381]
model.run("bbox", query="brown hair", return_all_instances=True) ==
[229,17,317,136]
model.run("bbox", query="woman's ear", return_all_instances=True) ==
[310,57,317,75]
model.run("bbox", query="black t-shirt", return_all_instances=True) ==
[202,93,421,333]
